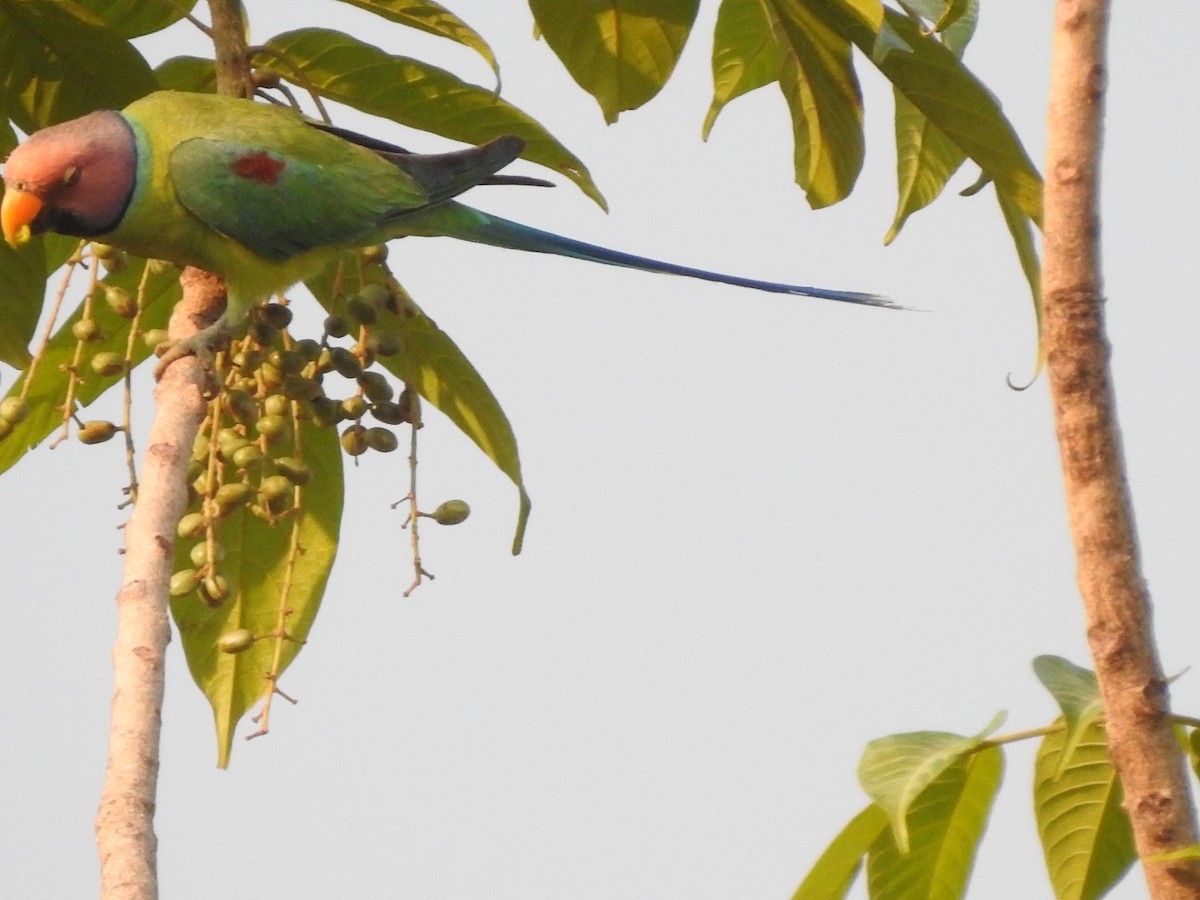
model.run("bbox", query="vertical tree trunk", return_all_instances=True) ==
[1042,2,1200,896]
[95,273,221,899]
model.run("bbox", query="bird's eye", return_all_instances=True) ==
[63,167,80,187]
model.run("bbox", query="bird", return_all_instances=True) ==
[1,91,895,369]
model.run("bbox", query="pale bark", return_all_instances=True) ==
[1042,1,1200,896]
[95,272,222,899]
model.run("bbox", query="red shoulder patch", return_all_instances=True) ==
[230,152,286,185]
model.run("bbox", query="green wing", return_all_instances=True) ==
[169,134,418,262]
[169,113,529,263]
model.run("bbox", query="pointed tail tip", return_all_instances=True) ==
[814,289,904,310]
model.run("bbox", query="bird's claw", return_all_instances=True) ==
[153,322,230,395]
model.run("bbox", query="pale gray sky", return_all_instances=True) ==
[1,3,1196,898]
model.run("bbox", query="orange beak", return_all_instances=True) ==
[1,187,43,248]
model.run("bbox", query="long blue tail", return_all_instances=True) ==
[398,203,898,309]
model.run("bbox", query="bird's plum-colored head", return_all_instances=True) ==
[1,110,136,248]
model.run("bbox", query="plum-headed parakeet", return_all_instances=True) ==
[1,91,894,367]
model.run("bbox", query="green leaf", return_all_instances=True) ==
[0,0,157,131]
[71,0,198,37]
[882,0,975,243]
[782,0,1040,225]
[154,55,218,93]
[703,0,782,140]
[874,4,1042,224]
[306,254,531,554]
[791,804,888,900]
[258,28,605,208]
[866,746,1003,899]
[1034,721,1136,900]
[884,89,966,243]
[857,712,1004,853]
[0,257,180,477]
[171,417,344,768]
[528,0,700,124]
[1033,655,1102,776]
[762,0,864,208]
[332,0,499,82]
[0,238,47,367]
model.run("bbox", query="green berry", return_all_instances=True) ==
[224,389,258,426]
[310,396,344,428]
[217,629,256,654]
[366,332,402,357]
[255,413,291,445]
[329,347,363,379]
[364,427,398,453]
[339,396,368,420]
[90,352,126,377]
[256,303,293,330]
[294,339,322,363]
[231,444,265,470]
[323,314,351,338]
[79,420,118,444]
[73,319,102,343]
[357,371,392,403]
[201,573,231,604]
[104,285,137,318]
[213,482,255,515]
[431,499,470,526]
[282,374,322,402]
[177,512,207,540]
[169,568,202,597]
[189,540,225,568]
[0,397,29,424]
[274,456,312,486]
[141,328,169,350]
[340,424,369,456]
[346,297,377,326]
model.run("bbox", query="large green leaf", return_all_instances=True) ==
[704,0,782,139]
[332,0,499,81]
[884,0,976,242]
[71,0,198,37]
[170,415,344,768]
[798,0,1042,225]
[866,746,1003,899]
[885,90,965,242]
[0,0,156,131]
[258,28,605,208]
[154,55,217,93]
[1034,721,1136,900]
[306,254,531,554]
[528,0,700,124]
[857,712,1004,853]
[791,804,889,900]
[762,0,864,208]
[0,257,180,478]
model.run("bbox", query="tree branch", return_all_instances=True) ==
[1042,2,1200,896]
[95,271,221,899]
